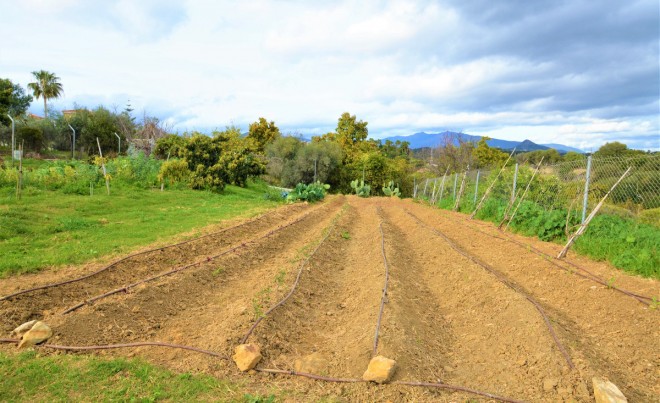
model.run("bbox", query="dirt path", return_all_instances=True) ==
[1,196,657,402]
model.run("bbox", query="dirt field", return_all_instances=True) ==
[1,196,658,402]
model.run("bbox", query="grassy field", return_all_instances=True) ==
[0,183,279,276]
[0,351,277,402]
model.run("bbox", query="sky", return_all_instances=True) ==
[1,0,658,151]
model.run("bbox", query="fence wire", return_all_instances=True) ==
[416,154,660,223]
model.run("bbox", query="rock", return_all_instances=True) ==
[592,377,627,403]
[232,344,262,372]
[543,377,559,392]
[294,352,328,374]
[17,321,52,349]
[362,356,397,384]
[10,320,38,337]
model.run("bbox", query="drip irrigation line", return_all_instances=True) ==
[255,368,524,402]
[431,206,652,305]
[0,338,228,359]
[373,206,390,357]
[241,203,347,344]
[393,381,526,403]
[62,203,334,315]
[405,210,574,370]
[0,207,285,302]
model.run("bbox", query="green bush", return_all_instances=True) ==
[286,181,329,203]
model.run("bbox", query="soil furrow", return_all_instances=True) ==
[46,197,346,373]
[0,202,317,331]
[380,202,587,402]
[404,200,659,401]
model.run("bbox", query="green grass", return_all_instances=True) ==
[0,350,250,402]
[434,196,660,279]
[0,183,279,276]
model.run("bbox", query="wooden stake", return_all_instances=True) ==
[453,166,469,211]
[470,148,516,219]
[504,157,544,231]
[557,166,632,258]
[96,138,110,195]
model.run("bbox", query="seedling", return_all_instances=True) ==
[341,231,350,240]
[274,269,286,286]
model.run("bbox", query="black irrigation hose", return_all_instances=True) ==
[405,209,575,370]
[373,206,390,357]
[240,203,347,344]
[0,207,286,302]
[433,206,653,305]
[61,203,333,315]
[0,338,229,359]
[254,368,525,403]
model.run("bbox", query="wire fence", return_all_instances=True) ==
[415,153,660,224]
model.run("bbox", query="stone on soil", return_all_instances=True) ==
[232,344,262,372]
[362,356,397,384]
[543,377,559,392]
[592,377,627,403]
[294,352,328,374]
[17,321,52,349]
[11,320,38,337]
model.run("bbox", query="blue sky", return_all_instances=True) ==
[1,0,658,150]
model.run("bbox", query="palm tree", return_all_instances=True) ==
[27,70,63,118]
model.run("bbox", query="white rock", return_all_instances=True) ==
[592,377,627,403]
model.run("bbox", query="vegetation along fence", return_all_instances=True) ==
[413,153,660,278]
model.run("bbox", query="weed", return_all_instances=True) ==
[607,276,616,289]
[650,297,658,310]
[252,287,271,319]
[274,269,286,286]
[244,393,276,403]
[341,231,350,240]
[212,267,224,277]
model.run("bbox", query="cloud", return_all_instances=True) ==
[0,0,657,150]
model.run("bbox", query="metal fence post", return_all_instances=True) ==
[511,163,519,204]
[581,154,592,223]
[474,170,480,203]
[452,172,458,199]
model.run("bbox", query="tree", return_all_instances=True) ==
[265,135,304,186]
[472,137,508,168]
[0,78,33,126]
[79,106,122,155]
[27,70,63,118]
[247,117,280,152]
[17,126,43,153]
[595,141,628,158]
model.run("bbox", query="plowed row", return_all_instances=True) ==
[1,196,658,402]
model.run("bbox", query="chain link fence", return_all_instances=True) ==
[415,153,660,225]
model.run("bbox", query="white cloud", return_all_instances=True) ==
[0,0,657,150]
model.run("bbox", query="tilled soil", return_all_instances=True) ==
[1,196,658,402]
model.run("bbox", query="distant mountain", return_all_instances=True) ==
[540,143,584,153]
[380,131,583,154]
[516,139,550,152]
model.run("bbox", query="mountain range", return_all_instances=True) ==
[380,131,583,153]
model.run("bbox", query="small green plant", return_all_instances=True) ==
[382,180,400,197]
[212,267,224,277]
[650,297,658,309]
[243,394,276,403]
[607,276,616,289]
[350,179,370,197]
[251,287,271,319]
[341,231,350,240]
[274,269,286,286]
